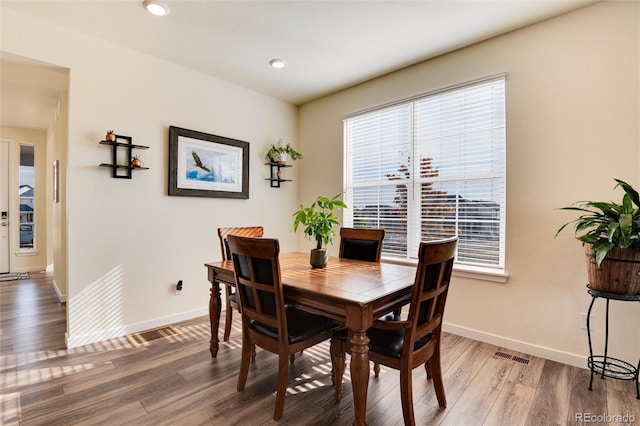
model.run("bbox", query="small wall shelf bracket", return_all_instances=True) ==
[99,134,149,179]
[265,162,292,188]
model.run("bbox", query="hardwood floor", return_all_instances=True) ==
[1,272,638,425]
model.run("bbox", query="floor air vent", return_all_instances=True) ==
[494,351,512,360]
[493,351,531,365]
[512,356,530,365]
[128,326,178,345]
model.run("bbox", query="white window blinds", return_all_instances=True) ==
[344,76,506,272]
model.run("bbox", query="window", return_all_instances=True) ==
[19,145,35,250]
[343,75,506,274]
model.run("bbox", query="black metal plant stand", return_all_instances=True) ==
[586,284,640,399]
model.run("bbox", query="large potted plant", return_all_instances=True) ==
[292,194,347,268]
[556,178,640,295]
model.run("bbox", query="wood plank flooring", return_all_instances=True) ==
[1,272,638,425]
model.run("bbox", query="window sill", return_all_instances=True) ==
[452,264,509,283]
[381,256,508,284]
[16,249,39,257]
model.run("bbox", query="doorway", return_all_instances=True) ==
[1,53,69,300]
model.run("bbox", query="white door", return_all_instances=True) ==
[0,140,9,272]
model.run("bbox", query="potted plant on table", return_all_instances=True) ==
[105,130,116,142]
[556,178,640,295]
[292,194,348,268]
[264,139,303,164]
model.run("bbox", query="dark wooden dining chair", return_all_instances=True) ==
[227,234,339,421]
[338,227,390,374]
[339,227,385,262]
[217,226,264,342]
[330,237,458,426]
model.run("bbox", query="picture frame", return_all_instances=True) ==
[168,126,249,199]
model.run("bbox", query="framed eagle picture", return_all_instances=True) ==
[168,126,249,199]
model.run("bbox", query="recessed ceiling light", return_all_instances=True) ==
[143,0,170,16]
[269,59,287,69]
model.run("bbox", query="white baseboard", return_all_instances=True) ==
[66,307,209,349]
[63,310,589,369]
[13,266,46,273]
[443,322,589,370]
[52,279,66,303]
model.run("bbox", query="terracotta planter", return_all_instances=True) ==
[105,133,116,141]
[310,248,328,269]
[585,244,640,295]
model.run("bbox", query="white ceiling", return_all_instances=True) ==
[1,0,598,130]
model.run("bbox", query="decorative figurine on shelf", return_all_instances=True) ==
[105,130,116,141]
[264,139,303,164]
[131,155,143,168]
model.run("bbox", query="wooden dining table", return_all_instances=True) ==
[205,252,417,425]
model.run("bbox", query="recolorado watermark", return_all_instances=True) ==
[576,412,637,423]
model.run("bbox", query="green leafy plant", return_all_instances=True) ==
[556,178,640,265]
[292,194,348,249]
[264,139,303,163]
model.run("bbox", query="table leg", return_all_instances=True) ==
[208,280,222,357]
[349,328,370,426]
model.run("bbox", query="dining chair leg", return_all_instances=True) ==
[399,364,416,426]
[223,297,233,342]
[373,362,381,377]
[329,338,346,402]
[425,359,433,379]
[237,326,252,391]
[431,348,447,408]
[274,352,289,420]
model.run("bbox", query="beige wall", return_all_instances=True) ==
[0,126,48,272]
[2,8,300,347]
[2,1,638,364]
[298,1,640,367]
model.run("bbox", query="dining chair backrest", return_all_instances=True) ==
[339,227,385,262]
[228,234,338,420]
[226,234,287,342]
[404,236,457,357]
[218,226,264,261]
[217,226,265,342]
[329,236,458,425]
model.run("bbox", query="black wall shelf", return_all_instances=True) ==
[99,134,149,179]
[265,162,292,188]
